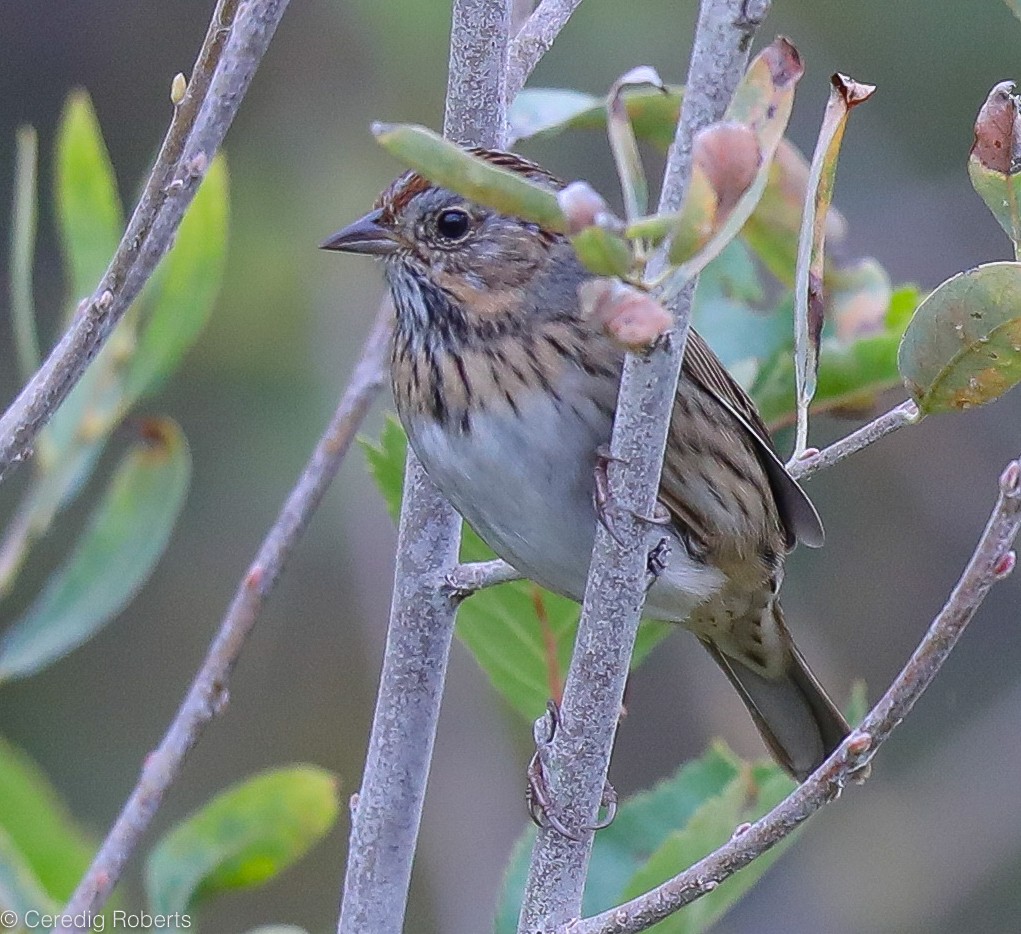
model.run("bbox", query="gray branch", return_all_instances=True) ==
[54,305,392,930]
[0,0,287,484]
[563,454,1021,934]
[516,1,771,930]
[336,2,512,931]
[507,0,586,102]
[790,399,920,481]
[336,453,465,934]
[445,558,522,598]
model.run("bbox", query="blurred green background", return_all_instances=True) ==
[3,1,1021,931]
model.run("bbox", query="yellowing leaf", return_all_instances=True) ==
[898,261,1021,413]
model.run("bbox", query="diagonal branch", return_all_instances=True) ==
[507,0,586,102]
[789,398,920,480]
[54,305,391,931]
[0,0,285,484]
[563,453,1021,934]
[516,1,772,930]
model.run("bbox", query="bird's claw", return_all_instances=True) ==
[583,780,618,832]
[525,700,619,839]
[594,450,672,546]
[593,446,628,546]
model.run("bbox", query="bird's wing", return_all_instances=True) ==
[679,328,824,549]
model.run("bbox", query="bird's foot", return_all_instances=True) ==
[593,445,628,546]
[594,446,672,545]
[526,700,618,839]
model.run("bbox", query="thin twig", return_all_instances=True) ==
[516,2,771,930]
[0,0,269,484]
[54,307,391,930]
[789,398,920,480]
[445,558,521,598]
[563,454,1021,934]
[507,0,586,102]
[336,2,512,931]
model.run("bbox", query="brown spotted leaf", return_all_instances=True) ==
[898,261,1021,413]
[968,82,1021,249]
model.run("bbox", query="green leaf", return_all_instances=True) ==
[885,283,924,335]
[372,123,567,232]
[753,327,904,430]
[10,125,40,382]
[359,415,409,522]
[607,67,666,223]
[792,75,876,454]
[0,737,94,903]
[362,418,671,721]
[3,92,134,595]
[146,766,339,914]
[693,241,786,371]
[739,140,847,287]
[508,86,683,150]
[0,420,191,681]
[898,261,1021,413]
[621,765,794,934]
[495,744,747,932]
[845,679,869,727]
[55,89,123,311]
[0,826,58,917]
[124,155,229,402]
[570,226,634,277]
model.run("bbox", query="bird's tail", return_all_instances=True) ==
[700,608,851,782]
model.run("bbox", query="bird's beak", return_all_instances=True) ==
[319,209,399,256]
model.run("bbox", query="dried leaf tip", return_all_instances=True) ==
[764,36,805,87]
[971,82,1021,175]
[831,73,877,107]
[612,65,668,94]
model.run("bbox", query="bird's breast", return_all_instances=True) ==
[399,363,615,600]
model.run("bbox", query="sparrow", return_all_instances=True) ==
[322,149,849,781]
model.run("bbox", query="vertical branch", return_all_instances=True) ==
[336,2,511,932]
[446,0,512,148]
[516,1,771,930]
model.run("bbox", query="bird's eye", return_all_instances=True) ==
[435,208,471,241]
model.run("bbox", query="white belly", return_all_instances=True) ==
[404,387,724,621]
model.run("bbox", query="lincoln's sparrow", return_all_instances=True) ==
[323,149,849,781]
